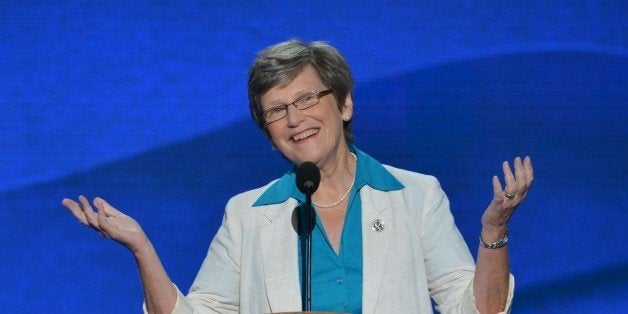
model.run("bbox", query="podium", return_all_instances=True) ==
[273,312,348,314]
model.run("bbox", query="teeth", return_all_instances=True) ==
[292,129,318,141]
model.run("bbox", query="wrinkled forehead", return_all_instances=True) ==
[264,63,311,92]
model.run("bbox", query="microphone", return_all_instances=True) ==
[295,161,319,311]
[296,161,320,196]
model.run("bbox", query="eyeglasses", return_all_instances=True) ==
[263,89,333,125]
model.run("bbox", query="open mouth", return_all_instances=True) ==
[292,129,319,142]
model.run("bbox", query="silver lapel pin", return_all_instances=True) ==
[371,219,385,232]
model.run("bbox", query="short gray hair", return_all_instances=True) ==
[248,39,354,143]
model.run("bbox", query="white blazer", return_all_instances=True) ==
[167,165,513,313]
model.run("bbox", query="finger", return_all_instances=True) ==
[492,175,504,202]
[78,195,99,229]
[524,156,534,185]
[514,157,525,188]
[94,199,107,221]
[62,198,89,225]
[94,197,123,218]
[96,203,113,238]
[518,156,534,199]
[502,161,516,195]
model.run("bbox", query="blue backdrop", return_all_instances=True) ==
[1,1,626,313]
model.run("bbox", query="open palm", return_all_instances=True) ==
[62,196,149,254]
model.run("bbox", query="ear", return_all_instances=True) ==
[340,93,354,121]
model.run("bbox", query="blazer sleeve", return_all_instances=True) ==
[418,176,514,313]
[169,197,243,314]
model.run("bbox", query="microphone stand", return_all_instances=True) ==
[296,161,319,312]
[298,192,315,311]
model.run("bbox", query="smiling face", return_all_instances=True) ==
[261,65,353,167]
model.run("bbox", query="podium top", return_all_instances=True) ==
[271,312,348,314]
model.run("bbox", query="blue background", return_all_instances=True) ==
[1,1,626,312]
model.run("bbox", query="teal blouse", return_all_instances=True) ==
[253,146,404,313]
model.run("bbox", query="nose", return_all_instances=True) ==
[285,103,304,127]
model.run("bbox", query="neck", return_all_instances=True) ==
[312,148,357,208]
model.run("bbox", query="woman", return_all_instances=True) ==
[63,39,533,313]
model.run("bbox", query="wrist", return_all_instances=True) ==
[481,225,508,242]
[131,238,153,258]
[480,230,509,249]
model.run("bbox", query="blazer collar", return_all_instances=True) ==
[360,185,395,314]
[259,199,302,312]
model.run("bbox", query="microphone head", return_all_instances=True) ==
[296,161,320,196]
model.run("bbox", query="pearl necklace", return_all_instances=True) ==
[312,152,357,209]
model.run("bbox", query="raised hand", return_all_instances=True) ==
[481,156,534,232]
[62,196,149,254]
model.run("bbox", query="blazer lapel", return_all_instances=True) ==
[259,200,302,312]
[361,186,394,314]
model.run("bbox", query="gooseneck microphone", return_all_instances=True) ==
[295,161,320,311]
[296,161,320,196]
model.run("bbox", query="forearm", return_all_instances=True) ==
[133,241,178,314]
[473,226,510,314]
